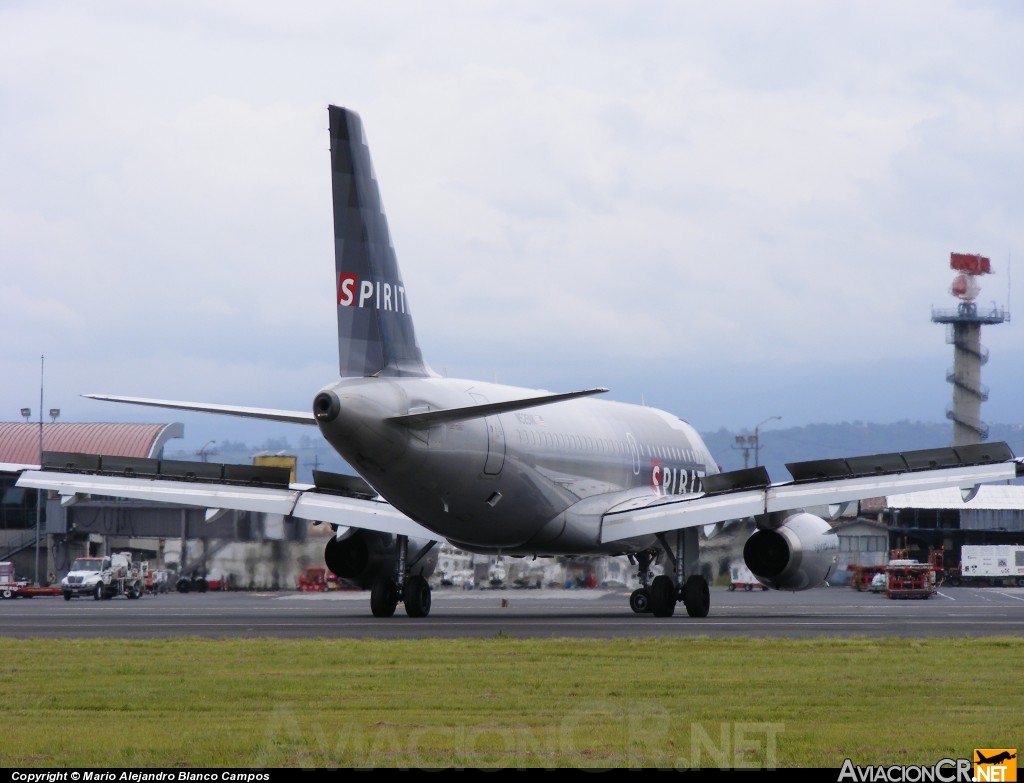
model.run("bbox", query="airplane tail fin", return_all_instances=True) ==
[328,105,433,378]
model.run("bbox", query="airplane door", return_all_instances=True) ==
[470,393,506,476]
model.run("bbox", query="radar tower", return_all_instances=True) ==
[930,253,1009,446]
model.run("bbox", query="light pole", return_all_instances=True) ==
[733,433,756,469]
[753,415,782,467]
[34,355,45,586]
[199,440,217,462]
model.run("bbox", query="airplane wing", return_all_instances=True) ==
[81,394,316,425]
[15,452,437,540]
[600,442,1022,544]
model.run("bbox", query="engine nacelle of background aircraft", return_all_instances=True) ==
[323,530,436,590]
[742,512,838,591]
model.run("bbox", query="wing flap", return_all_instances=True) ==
[602,489,766,543]
[765,461,1016,513]
[18,470,301,516]
[17,467,438,541]
[291,492,428,536]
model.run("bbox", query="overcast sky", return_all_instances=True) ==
[2,1,1022,457]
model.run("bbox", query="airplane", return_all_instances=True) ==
[16,105,1023,619]
[976,751,1016,765]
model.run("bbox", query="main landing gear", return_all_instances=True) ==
[628,529,710,619]
[370,535,437,619]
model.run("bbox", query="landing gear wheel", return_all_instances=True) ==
[370,576,398,618]
[403,574,432,618]
[629,588,650,614]
[682,575,710,618]
[648,574,676,618]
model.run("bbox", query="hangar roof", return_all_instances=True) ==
[0,421,184,466]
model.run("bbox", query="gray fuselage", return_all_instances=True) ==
[316,376,719,556]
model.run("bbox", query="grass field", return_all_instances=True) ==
[1,636,1021,769]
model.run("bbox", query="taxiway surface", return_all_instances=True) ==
[2,585,1023,639]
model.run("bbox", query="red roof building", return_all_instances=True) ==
[0,422,183,466]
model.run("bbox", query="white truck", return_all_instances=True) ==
[0,561,26,599]
[60,552,148,600]
[948,545,1024,587]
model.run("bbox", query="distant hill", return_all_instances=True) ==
[167,421,1024,486]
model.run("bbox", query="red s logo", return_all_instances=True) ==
[338,273,357,306]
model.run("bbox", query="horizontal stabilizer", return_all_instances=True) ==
[385,388,609,427]
[83,394,316,425]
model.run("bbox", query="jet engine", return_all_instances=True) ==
[323,529,437,590]
[742,512,838,591]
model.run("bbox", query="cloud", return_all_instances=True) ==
[1,1,1021,452]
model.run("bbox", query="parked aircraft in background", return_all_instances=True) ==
[17,106,1022,619]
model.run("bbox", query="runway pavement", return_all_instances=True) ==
[2,584,1023,640]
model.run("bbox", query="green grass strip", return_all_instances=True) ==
[1,636,1020,768]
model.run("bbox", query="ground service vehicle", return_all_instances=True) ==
[0,562,61,598]
[146,568,174,594]
[882,557,940,599]
[949,545,1024,586]
[298,566,337,591]
[0,561,24,599]
[61,552,148,600]
[728,560,767,591]
[1,560,21,593]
